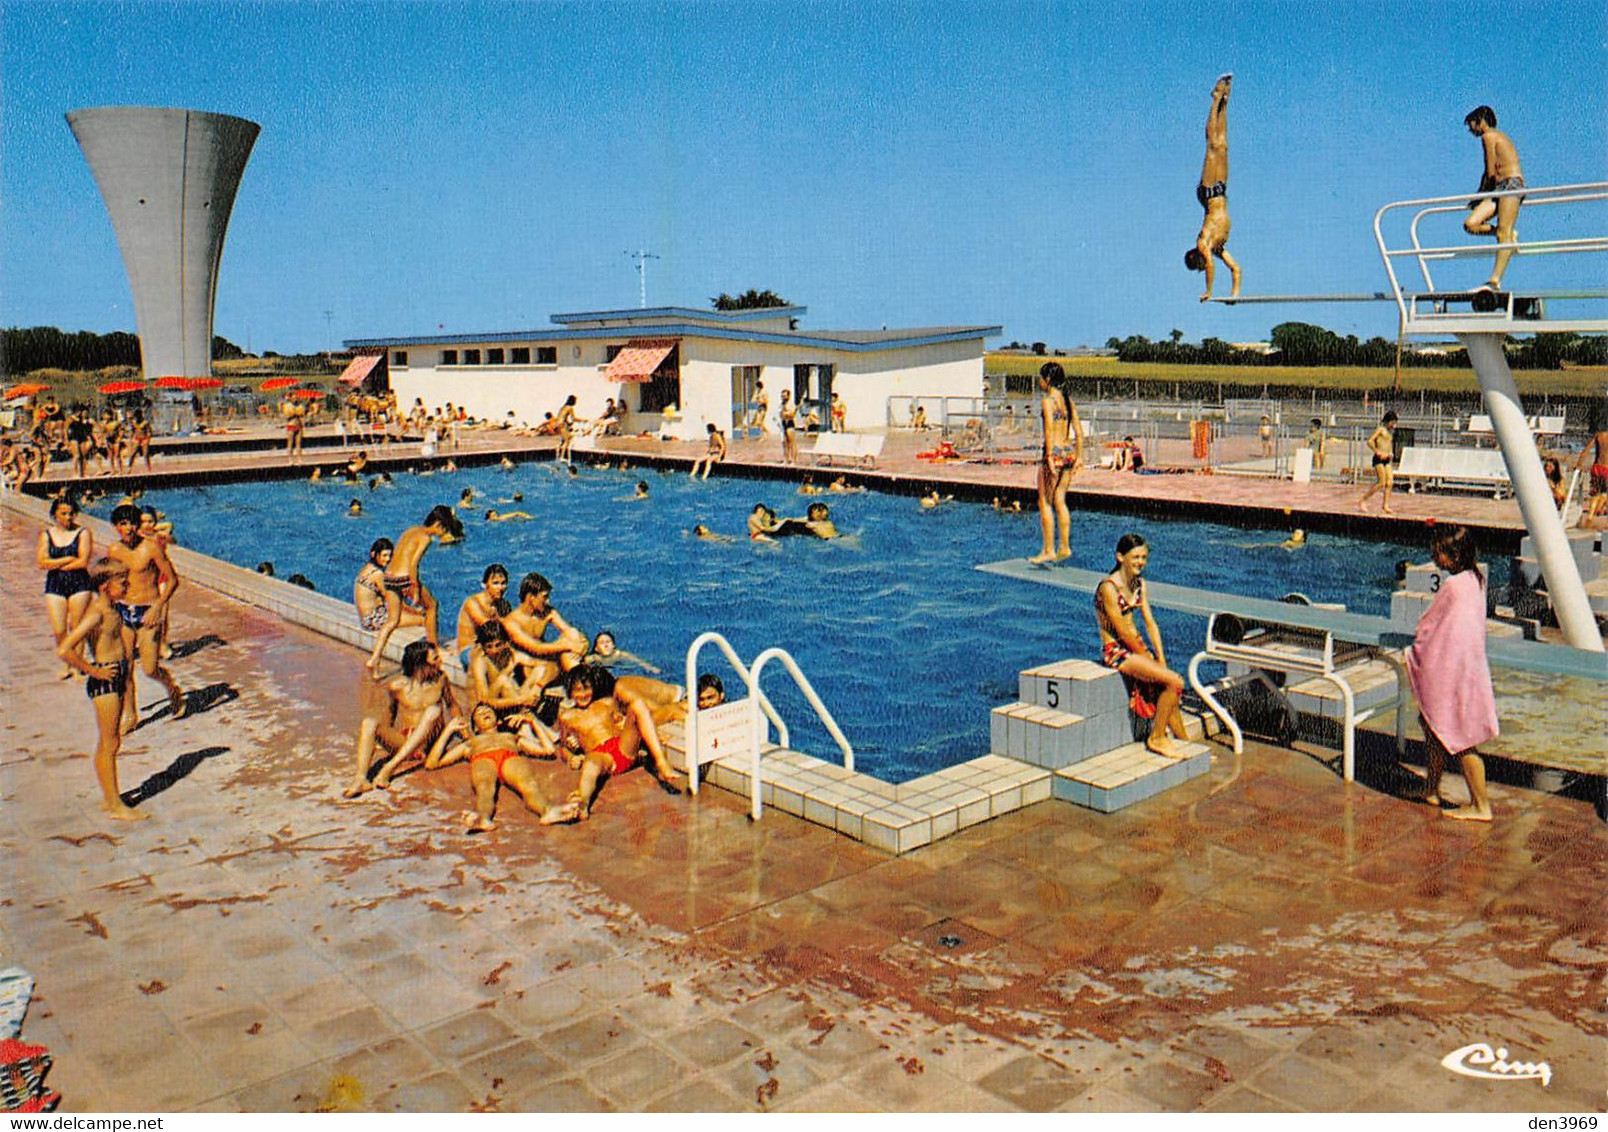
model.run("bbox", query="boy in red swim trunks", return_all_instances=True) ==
[556,664,684,819]
[58,559,147,821]
[426,704,578,832]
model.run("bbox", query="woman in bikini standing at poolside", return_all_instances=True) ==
[38,496,96,679]
[1094,533,1191,758]
[127,410,153,472]
[555,395,579,464]
[1031,362,1083,565]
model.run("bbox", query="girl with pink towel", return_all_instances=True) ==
[1406,525,1499,820]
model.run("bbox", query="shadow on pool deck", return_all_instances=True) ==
[1,500,1602,1114]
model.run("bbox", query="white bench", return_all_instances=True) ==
[810,432,884,468]
[1395,446,1511,497]
[1467,413,1565,437]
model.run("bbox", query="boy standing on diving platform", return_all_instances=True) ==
[1462,105,1524,293]
[1186,73,1241,302]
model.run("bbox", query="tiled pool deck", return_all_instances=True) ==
[2,443,1604,1113]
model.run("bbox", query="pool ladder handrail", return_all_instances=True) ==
[682,631,793,796]
[746,647,854,821]
[682,632,855,820]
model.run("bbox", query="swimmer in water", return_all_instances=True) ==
[773,502,839,539]
[484,509,533,522]
[992,496,1023,513]
[828,476,864,494]
[748,504,779,542]
[348,499,363,517]
[583,630,661,674]
[920,490,953,510]
[1281,529,1306,550]
[692,523,734,543]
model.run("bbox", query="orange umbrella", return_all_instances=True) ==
[290,388,326,400]
[98,380,149,395]
[188,378,224,390]
[154,375,193,389]
[259,377,299,392]
[4,382,50,399]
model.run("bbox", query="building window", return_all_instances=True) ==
[510,346,530,365]
[637,345,681,413]
[486,348,504,365]
[604,345,624,363]
[441,349,458,366]
[392,350,408,367]
[464,349,481,365]
[536,346,558,365]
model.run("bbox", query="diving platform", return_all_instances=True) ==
[979,558,1607,779]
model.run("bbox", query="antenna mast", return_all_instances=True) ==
[624,248,661,308]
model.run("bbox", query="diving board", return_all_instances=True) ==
[1210,293,1392,305]
[976,558,1608,680]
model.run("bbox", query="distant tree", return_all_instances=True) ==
[1169,328,1184,344]
[712,289,790,311]
[1270,322,1347,366]
[2,325,140,374]
[1031,342,1047,356]
[1105,337,1122,351]
[213,334,245,360]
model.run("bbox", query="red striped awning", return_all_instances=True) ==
[605,339,678,383]
[338,354,383,387]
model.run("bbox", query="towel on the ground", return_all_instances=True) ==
[0,969,32,1041]
[1406,569,1499,753]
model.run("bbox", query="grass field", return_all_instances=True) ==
[986,353,1607,397]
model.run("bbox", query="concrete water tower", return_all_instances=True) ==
[66,106,260,380]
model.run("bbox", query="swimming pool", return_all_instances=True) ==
[114,463,1433,781]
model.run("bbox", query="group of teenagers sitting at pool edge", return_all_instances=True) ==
[347,502,724,830]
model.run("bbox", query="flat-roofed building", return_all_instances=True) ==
[346,304,1000,435]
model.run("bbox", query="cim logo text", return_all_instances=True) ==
[1441,1042,1551,1087]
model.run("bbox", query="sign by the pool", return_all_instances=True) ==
[694,698,756,766]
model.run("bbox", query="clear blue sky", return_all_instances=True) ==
[3,0,1604,356]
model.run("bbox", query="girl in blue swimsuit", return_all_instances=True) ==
[38,496,95,679]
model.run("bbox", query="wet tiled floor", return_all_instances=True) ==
[3,449,1604,1113]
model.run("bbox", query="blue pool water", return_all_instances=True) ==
[111,463,1431,781]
